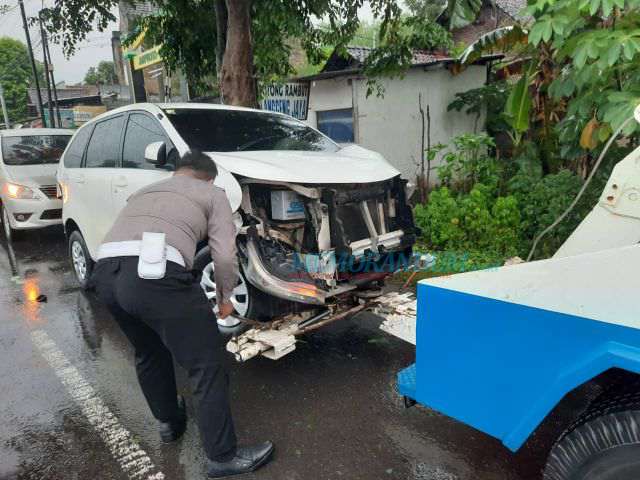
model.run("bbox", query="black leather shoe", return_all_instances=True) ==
[158,395,187,443]
[206,441,274,478]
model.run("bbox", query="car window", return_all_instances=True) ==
[85,115,125,168]
[163,108,339,153]
[2,135,71,165]
[122,113,172,169]
[64,127,92,168]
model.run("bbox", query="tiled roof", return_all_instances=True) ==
[345,46,453,67]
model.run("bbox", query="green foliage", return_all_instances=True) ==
[504,62,535,145]
[508,169,597,257]
[84,61,117,85]
[458,25,529,64]
[414,184,521,271]
[135,0,219,93]
[412,135,632,267]
[39,0,117,56]
[527,0,640,154]
[403,16,453,51]
[447,81,510,133]
[361,16,453,96]
[405,0,448,20]
[436,133,498,191]
[443,0,484,30]
[0,37,37,123]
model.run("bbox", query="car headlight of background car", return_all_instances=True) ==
[4,182,38,200]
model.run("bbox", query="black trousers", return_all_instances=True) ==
[92,256,237,461]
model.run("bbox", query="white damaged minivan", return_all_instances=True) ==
[1,128,73,239]
[58,103,417,323]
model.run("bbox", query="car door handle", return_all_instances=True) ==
[114,176,128,188]
[73,174,85,184]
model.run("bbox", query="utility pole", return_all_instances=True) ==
[18,0,45,127]
[45,38,62,127]
[39,13,55,127]
[0,84,10,129]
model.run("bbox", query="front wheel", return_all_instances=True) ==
[199,260,253,327]
[68,230,94,290]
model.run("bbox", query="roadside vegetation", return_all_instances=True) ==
[413,0,640,270]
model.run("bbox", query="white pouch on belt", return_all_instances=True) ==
[138,232,167,279]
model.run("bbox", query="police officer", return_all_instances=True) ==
[91,150,274,478]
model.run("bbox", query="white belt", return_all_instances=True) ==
[97,240,185,267]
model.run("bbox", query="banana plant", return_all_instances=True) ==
[459,25,535,146]
[503,61,535,145]
[459,25,528,64]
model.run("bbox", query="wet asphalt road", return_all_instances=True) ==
[0,228,545,480]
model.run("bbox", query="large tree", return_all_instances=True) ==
[0,37,41,123]
[40,0,418,107]
[84,60,118,85]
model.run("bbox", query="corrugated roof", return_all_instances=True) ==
[28,85,100,105]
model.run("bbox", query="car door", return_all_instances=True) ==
[81,114,126,256]
[58,125,93,243]
[112,111,173,214]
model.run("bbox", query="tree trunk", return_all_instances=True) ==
[214,0,227,79]
[220,0,256,107]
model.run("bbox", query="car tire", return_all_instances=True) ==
[544,406,640,480]
[194,247,293,324]
[194,249,261,325]
[68,230,94,290]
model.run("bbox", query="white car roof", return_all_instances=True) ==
[88,102,281,123]
[0,128,75,137]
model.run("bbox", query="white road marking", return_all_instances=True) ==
[30,329,165,480]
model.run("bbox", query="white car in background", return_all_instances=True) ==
[0,128,73,239]
[57,103,417,323]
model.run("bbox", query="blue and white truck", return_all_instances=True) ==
[395,108,640,479]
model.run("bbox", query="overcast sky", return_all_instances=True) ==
[0,0,117,84]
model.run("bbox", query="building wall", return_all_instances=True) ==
[306,65,487,183]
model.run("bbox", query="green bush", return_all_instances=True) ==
[414,184,521,272]
[413,134,633,270]
[437,133,499,193]
[508,169,601,258]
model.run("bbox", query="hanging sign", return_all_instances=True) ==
[133,46,163,70]
[260,82,310,120]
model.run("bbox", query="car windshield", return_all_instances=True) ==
[1,135,71,165]
[163,108,339,153]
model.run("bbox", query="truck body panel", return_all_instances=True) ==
[398,244,640,451]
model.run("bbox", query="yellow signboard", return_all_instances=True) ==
[132,46,163,70]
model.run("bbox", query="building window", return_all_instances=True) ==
[316,108,354,143]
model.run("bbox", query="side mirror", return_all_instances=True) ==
[144,141,167,166]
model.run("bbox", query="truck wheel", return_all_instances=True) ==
[544,409,640,480]
[68,230,94,290]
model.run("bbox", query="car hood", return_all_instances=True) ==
[207,145,400,183]
[3,164,59,187]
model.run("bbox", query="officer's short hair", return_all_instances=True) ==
[178,149,218,179]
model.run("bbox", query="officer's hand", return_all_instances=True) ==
[218,301,235,319]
